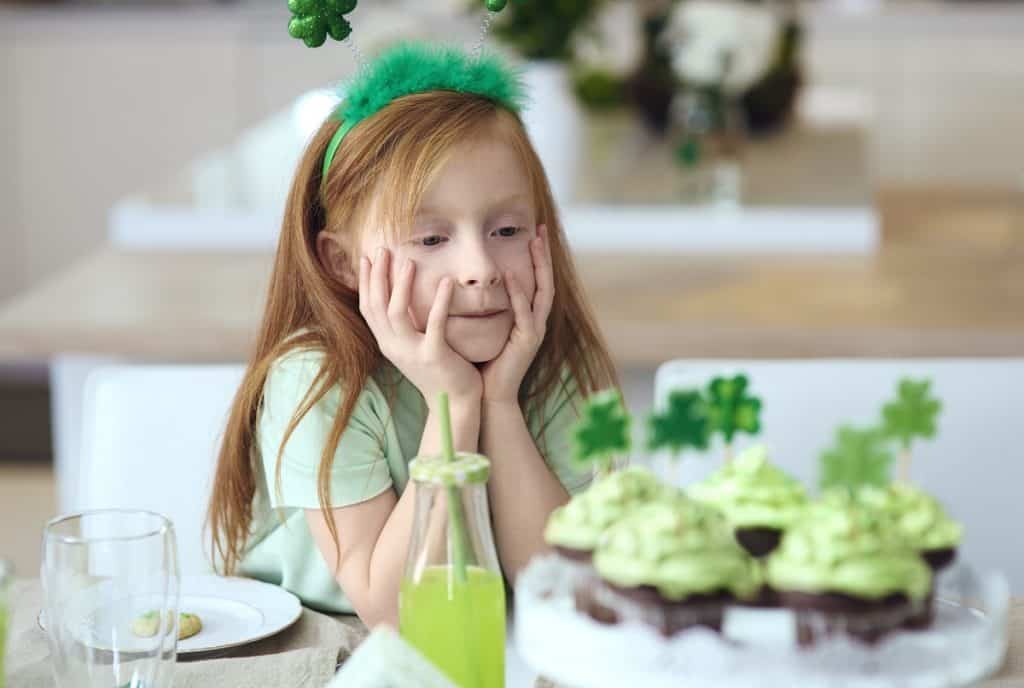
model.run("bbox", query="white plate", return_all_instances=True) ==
[39,575,302,655]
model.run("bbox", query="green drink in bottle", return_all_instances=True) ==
[399,394,505,687]
[400,567,505,688]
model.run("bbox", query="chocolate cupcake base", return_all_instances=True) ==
[922,547,956,573]
[734,526,783,558]
[579,580,731,637]
[903,588,935,630]
[779,590,913,647]
[904,547,957,630]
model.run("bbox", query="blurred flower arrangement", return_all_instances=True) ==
[485,0,803,194]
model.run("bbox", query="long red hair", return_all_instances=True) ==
[207,90,619,575]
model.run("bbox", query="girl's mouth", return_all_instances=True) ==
[451,309,508,320]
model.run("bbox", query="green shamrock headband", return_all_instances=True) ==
[285,0,524,182]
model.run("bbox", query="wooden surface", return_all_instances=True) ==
[0,190,1021,366]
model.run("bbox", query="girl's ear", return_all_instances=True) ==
[316,231,358,289]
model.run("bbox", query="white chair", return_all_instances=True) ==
[50,354,121,514]
[654,358,1024,593]
[76,364,245,574]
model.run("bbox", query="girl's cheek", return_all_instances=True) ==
[410,276,439,330]
[504,247,536,294]
[518,267,537,298]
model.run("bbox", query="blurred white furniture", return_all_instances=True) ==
[654,358,1024,593]
[75,364,244,574]
[50,354,119,514]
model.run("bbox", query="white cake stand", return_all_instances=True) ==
[514,556,1009,688]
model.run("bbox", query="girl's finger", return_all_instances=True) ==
[368,247,392,330]
[425,277,453,350]
[507,272,534,339]
[358,256,370,308]
[531,224,555,330]
[387,257,417,337]
[357,256,381,330]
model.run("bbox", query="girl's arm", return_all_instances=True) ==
[305,396,480,629]
[306,248,484,628]
[481,399,569,581]
[478,224,565,580]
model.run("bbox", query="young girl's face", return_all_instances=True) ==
[359,136,538,364]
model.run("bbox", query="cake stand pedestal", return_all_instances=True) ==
[515,556,1009,688]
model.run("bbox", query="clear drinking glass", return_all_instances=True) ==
[41,510,180,688]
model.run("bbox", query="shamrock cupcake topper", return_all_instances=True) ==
[646,390,711,478]
[817,377,942,492]
[881,378,941,482]
[818,426,894,494]
[571,389,632,476]
[705,374,762,461]
[571,372,762,481]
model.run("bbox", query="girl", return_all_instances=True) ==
[206,44,618,629]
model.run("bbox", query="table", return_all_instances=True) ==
[6,579,1024,687]
[0,190,1022,366]
[4,579,543,688]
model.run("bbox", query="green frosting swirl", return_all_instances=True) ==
[544,466,670,551]
[687,445,808,529]
[854,483,963,551]
[593,497,760,600]
[766,499,932,602]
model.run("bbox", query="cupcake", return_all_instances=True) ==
[544,466,670,563]
[766,498,932,647]
[688,444,808,558]
[854,483,963,629]
[590,496,761,636]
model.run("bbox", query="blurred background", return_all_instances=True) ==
[1,0,1022,579]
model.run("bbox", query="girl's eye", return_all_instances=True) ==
[495,226,521,238]
[418,235,445,247]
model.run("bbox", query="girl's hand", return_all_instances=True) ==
[360,248,482,407]
[480,225,555,405]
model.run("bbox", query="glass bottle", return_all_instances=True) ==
[399,452,505,688]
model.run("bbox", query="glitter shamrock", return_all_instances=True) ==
[287,0,357,48]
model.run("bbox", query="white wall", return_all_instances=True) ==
[805,4,1024,189]
[0,7,356,302]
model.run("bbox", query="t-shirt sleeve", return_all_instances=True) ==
[257,350,393,509]
[532,372,594,496]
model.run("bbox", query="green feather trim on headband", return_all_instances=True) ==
[322,41,527,180]
[340,41,526,125]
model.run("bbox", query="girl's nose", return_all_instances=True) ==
[458,243,502,288]
[464,273,502,288]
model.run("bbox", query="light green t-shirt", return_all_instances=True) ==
[239,347,593,613]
